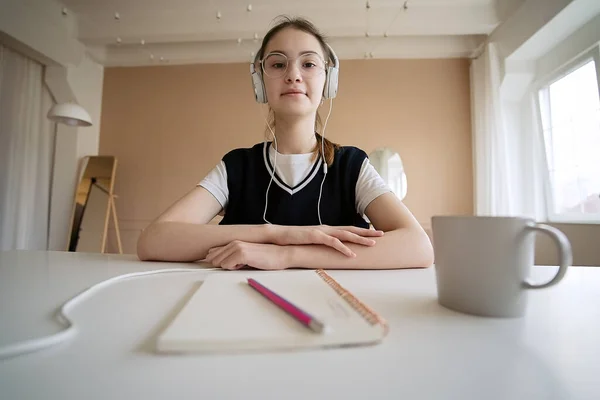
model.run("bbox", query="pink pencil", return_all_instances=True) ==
[247,278,326,333]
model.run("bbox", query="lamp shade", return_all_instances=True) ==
[47,103,92,127]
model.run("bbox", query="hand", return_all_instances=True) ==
[205,240,290,270]
[269,225,384,257]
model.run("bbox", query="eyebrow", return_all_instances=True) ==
[266,50,321,57]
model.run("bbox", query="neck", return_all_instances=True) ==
[272,114,317,154]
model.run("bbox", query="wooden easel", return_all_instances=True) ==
[67,156,123,254]
[101,192,123,254]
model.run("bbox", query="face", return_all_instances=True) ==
[260,28,328,117]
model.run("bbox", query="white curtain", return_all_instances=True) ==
[0,44,55,251]
[470,42,546,220]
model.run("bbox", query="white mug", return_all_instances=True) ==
[431,216,572,318]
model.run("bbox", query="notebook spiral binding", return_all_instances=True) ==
[316,269,389,334]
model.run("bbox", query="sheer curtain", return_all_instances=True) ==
[470,42,546,220]
[0,44,55,251]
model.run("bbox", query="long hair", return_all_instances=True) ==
[258,16,339,166]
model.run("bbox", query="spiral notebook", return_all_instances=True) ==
[156,269,389,353]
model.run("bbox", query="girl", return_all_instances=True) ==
[137,16,433,270]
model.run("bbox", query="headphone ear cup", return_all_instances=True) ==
[251,71,267,103]
[323,66,339,99]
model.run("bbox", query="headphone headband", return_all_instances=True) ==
[326,43,339,70]
[250,44,339,103]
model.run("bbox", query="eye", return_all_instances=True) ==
[272,62,286,69]
[303,62,317,68]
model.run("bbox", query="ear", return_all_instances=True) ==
[323,43,340,99]
[323,65,339,99]
[250,62,267,104]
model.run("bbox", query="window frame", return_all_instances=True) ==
[533,44,600,224]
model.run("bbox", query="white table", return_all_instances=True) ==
[0,250,598,400]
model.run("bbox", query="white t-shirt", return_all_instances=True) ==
[198,145,394,217]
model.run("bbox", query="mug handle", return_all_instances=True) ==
[522,222,572,289]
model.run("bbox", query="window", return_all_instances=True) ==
[537,48,600,222]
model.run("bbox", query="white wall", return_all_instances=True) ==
[481,0,600,118]
[0,0,104,251]
[495,0,526,22]
[0,0,84,67]
[48,125,78,251]
[535,12,600,82]
[69,54,105,159]
[490,0,575,60]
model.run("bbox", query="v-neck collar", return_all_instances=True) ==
[262,141,323,195]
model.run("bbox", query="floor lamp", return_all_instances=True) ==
[46,103,123,254]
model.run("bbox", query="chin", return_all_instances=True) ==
[271,101,317,116]
[273,107,316,118]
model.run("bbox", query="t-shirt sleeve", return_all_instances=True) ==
[355,158,393,216]
[197,160,229,209]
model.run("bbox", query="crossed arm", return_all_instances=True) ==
[137,186,433,270]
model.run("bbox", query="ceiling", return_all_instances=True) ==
[55,0,511,66]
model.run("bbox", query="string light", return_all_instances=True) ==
[366,1,410,58]
[114,11,122,46]
[364,0,370,57]
[113,10,169,64]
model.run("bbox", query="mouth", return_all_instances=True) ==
[281,90,306,96]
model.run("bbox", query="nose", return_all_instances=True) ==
[284,61,303,83]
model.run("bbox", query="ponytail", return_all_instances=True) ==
[314,133,338,167]
[313,110,339,167]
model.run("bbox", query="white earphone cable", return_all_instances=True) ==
[262,110,277,225]
[317,98,334,225]
[0,267,217,360]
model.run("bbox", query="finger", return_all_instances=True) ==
[211,244,239,268]
[220,254,246,270]
[205,248,216,261]
[212,241,248,268]
[342,226,385,236]
[205,246,225,264]
[309,231,354,257]
[331,230,377,246]
[206,240,241,266]
[205,243,231,265]
[319,233,356,257]
[205,247,221,259]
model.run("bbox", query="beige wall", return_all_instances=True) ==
[100,59,474,254]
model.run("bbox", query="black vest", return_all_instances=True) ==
[219,142,369,228]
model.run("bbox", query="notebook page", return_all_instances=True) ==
[157,270,386,353]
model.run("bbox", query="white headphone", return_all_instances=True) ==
[250,43,339,104]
